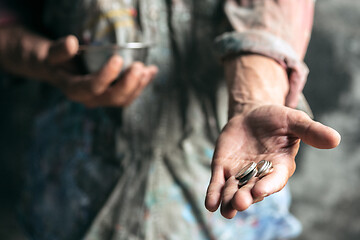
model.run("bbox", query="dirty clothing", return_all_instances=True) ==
[10,0,314,239]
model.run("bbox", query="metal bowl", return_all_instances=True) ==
[79,42,150,73]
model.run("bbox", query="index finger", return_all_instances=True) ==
[84,62,149,107]
[65,55,123,98]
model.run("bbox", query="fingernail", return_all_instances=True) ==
[334,130,341,143]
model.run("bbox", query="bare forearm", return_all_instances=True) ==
[224,55,289,117]
[218,0,314,109]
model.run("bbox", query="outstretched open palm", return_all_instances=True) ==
[205,104,340,219]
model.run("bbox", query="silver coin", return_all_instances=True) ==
[256,160,268,175]
[258,160,271,177]
[256,160,273,178]
[256,160,267,175]
[235,162,257,180]
[238,168,258,188]
[258,166,273,178]
[241,167,258,182]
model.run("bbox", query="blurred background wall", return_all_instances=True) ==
[1,0,359,239]
[290,0,360,239]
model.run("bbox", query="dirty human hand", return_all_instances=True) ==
[205,55,341,219]
[0,26,158,107]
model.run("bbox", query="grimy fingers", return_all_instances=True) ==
[251,161,294,201]
[220,176,241,219]
[85,62,155,107]
[121,65,158,106]
[89,55,124,95]
[62,55,123,101]
[47,35,79,65]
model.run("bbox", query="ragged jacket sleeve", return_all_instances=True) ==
[215,0,315,108]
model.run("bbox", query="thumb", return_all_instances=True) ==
[287,109,341,149]
[47,35,79,65]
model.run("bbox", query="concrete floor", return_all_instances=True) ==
[1,0,360,239]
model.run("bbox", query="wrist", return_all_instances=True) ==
[224,54,289,118]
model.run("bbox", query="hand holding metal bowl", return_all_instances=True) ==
[79,41,151,74]
[72,39,157,108]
